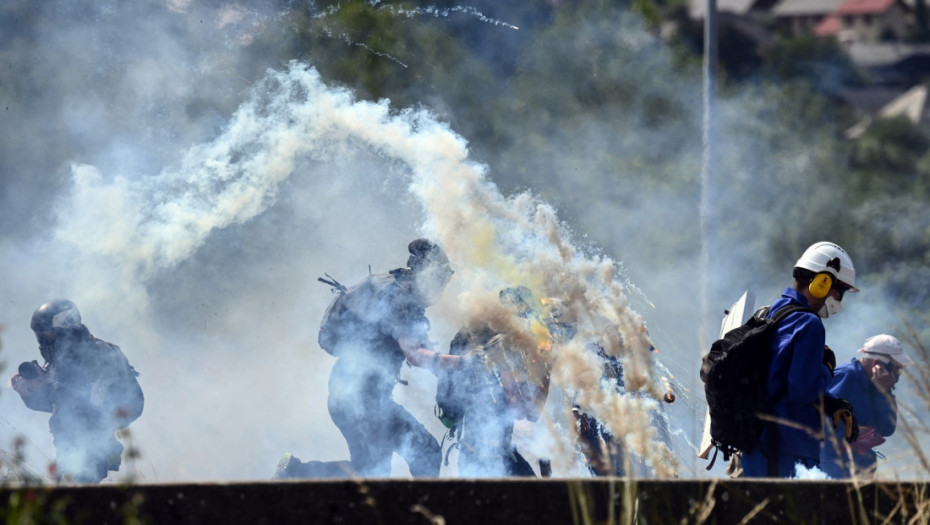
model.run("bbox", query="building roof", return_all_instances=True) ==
[879,84,928,122]
[845,84,928,138]
[845,43,930,86]
[689,0,768,18]
[835,0,903,15]
[815,14,842,35]
[772,0,844,16]
[846,42,930,67]
[838,86,911,114]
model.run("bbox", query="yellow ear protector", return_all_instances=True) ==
[809,272,834,299]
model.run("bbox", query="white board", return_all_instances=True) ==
[697,290,756,459]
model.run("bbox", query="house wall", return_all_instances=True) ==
[780,14,830,36]
[840,3,913,43]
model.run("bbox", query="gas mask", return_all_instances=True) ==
[39,342,57,364]
[34,329,59,363]
[818,296,842,319]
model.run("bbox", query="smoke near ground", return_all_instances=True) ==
[1,1,926,482]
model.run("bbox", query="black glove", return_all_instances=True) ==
[824,396,859,443]
[17,360,44,380]
[823,345,836,377]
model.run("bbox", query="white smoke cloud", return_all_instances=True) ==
[5,0,921,484]
[1,49,678,480]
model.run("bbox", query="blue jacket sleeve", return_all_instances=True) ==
[872,390,897,436]
[829,360,898,437]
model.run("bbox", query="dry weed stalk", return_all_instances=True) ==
[896,315,930,476]
[684,479,717,525]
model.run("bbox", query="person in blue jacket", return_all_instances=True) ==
[741,241,859,478]
[820,334,912,478]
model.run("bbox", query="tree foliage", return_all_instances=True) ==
[3,0,927,322]
[244,0,930,317]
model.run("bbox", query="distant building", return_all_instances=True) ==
[831,39,930,137]
[678,0,779,77]
[815,0,913,43]
[846,41,930,83]
[689,0,780,19]
[844,83,929,137]
[692,0,924,43]
[681,0,930,137]
[772,0,845,36]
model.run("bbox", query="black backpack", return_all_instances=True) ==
[435,325,498,429]
[700,304,813,466]
[317,273,396,356]
[89,338,144,429]
[317,274,352,356]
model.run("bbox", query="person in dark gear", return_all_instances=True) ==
[319,239,467,478]
[571,342,630,476]
[564,315,672,477]
[538,298,630,475]
[441,326,537,477]
[10,299,144,483]
[436,286,550,477]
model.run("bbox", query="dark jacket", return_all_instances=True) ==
[327,271,432,401]
[46,326,143,433]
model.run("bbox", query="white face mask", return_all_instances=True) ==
[818,296,842,318]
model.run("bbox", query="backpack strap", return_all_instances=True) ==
[768,304,815,323]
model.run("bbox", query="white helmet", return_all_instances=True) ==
[794,241,859,292]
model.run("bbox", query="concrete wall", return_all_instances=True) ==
[2,478,929,524]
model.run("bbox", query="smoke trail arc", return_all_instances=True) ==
[51,61,678,477]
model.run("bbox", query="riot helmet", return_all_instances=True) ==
[499,286,536,318]
[407,239,453,304]
[31,298,82,345]
[407,239,452,274]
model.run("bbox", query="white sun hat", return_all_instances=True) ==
[857,334,915,368]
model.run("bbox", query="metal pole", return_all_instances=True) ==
[696,0,719,470]
[700,0,717,336]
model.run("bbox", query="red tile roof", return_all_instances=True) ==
[835,0,899,15]
[815,15,842,36]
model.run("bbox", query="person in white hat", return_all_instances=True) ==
[820,334,913,479]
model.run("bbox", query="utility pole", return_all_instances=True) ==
[697,0,719,466]
[700,0,717,338]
